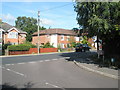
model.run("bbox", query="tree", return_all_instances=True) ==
[74,2,120,37]
[74,2,120,67]
[15,16,46,42]
[81,36,88,44]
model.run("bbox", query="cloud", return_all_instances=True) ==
[1,13,16,25]
[40,18,54,26]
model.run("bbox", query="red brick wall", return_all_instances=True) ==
[29,48,38,54]
[9,48,58,55]
[32,35,50,45]
[40,48,58,53]
[9,51,29,55]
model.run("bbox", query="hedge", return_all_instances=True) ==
[8,44,34,51]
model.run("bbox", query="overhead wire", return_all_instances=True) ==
[40,2,74,12]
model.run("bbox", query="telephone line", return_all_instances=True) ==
[40,2,74,12]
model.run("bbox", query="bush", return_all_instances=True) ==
[8,42,37,51]
[41,42,54,48]
[23,41,37,48]
[8,44,31,51]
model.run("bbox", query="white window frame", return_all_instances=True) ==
[8,32,18,39]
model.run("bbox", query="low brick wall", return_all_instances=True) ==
[9,51,29,55]
[40,48,58,53]
[9,48,58,55]
[29,48,38,54]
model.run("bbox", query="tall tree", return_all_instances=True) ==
[15,16,46,42]
[74,2,120,60]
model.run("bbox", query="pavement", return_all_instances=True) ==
[73,58,118,79]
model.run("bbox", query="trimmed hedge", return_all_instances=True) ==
[8,44,36,51]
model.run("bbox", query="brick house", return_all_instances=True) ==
[0,22,27,45]
[32,28,80,48]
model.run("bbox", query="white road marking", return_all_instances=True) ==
[44,60,50,62]
[28,62,36,64]
[17,63,25,65]
[52,59,58,61]
[3,67,26,77]
[3,58,63,66]
[45,82,60,88]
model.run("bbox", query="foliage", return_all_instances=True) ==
[70,42,76,48]
[23,41,37,48]
[72,28,80,36]
[8,42,36,51]
[81,36,88,44]
[2,43,12,50]
[15,16,46,42]
[74,2,120,37]
[74,2,120,61]
[41,42,54,48]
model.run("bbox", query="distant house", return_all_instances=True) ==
[0,22,27,45]
[32,28,80,48]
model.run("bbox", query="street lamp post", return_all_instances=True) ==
[37,11,40,54]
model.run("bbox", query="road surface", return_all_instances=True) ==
[1,52,118,88]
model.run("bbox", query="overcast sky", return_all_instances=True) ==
[1,1,80,29]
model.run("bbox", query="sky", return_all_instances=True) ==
[1,1,80,29]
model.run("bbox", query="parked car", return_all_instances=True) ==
[82,44,91,51]
[75,44,91,52]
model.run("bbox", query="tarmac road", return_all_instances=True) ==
[1,52,118,88]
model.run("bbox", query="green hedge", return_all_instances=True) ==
[8,43,37,51]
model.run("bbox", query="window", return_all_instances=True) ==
[61,35,64,41]
[67,36,70,41]
[8,32,18,39]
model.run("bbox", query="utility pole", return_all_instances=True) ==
[97,28,100,59]
[37,11,40,54]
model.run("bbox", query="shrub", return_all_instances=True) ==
[8,44,31,51]
[41,42,54,48]
[8,42,37,51]
[23,41,37,48]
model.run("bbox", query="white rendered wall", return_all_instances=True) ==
[50,34,58,48]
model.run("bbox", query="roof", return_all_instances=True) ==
[33,28,77,36]
[0,22,27,34]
